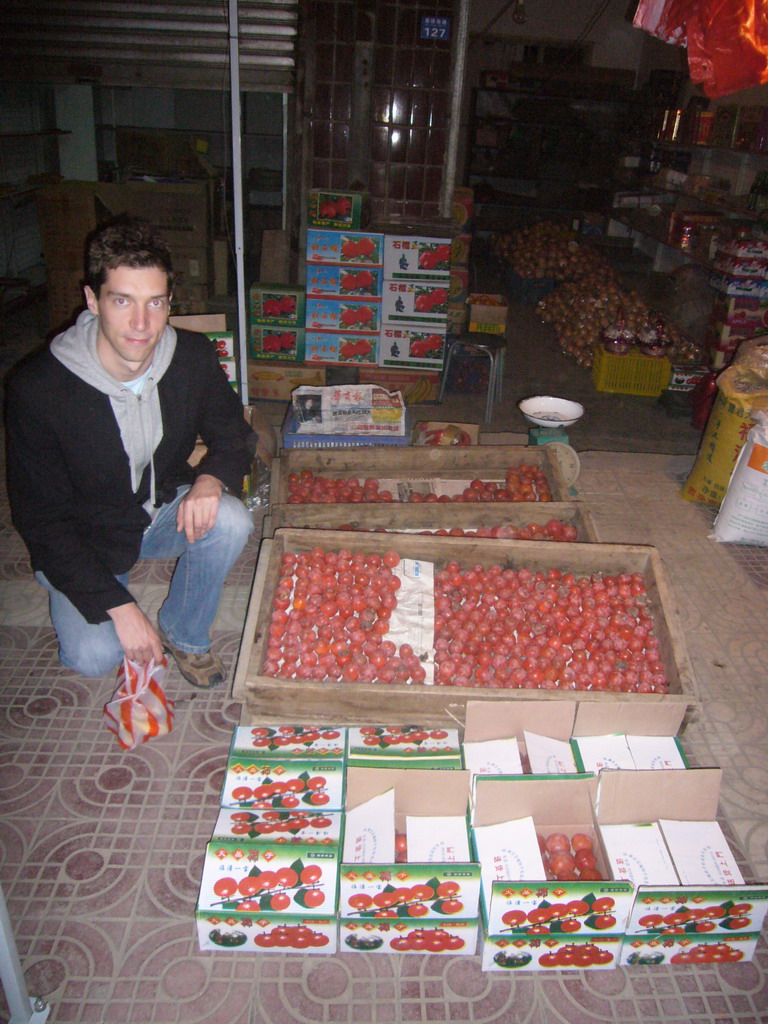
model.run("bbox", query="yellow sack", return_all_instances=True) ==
[682,337,768,506]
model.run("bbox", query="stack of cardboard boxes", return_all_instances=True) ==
[195,703,768,967]
[247,187,475,406]
[36,179,214,332]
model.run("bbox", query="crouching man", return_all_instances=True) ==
[6,218,254,689]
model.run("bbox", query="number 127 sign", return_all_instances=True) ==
[420,16,450,40]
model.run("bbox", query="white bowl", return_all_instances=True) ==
[518,396,584,428]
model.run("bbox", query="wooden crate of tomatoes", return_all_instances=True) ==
[269,445,571,505]
[232,529,696,728]
[262,500,598,543]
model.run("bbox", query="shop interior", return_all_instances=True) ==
[2,1,768,1022]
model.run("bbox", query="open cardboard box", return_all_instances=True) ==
[460,698,691,784]
[472,774,634,972]
[338,767,481,956]
[570,701,690,774]
[596,768,768,966]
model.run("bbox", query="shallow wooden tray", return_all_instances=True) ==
[232,529,697,728]
[262,500,599,542]
[269,445,572,504]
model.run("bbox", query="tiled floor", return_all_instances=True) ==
[2,299,768,1023]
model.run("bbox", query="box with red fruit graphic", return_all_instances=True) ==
[306,230,384,267]
[383,235,452,281]
[249,283,305,326]
[196,838,339,953]
[230,724,346,760]
[594,768,768,966]
[220,753,345,812]
[304,331,378,365]
[472,774,635,972]
[306,265,383,298]
[338,767,481,954]
[346,725,462,769]
[308,189,366,230]
[211,807,343,846]
[249,325,306,361]
[378,324,446,370]
[205,331,235,358]
[381,281,449,325]
[305,297,381,334]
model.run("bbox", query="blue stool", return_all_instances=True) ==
[438,331,506,423]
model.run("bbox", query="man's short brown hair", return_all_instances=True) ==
[86,217,174,296]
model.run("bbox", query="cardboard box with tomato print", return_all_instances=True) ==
[249,324,306,361]
[304,331,378,365]
[338,767,481,955]
[220,753,345,812]
[383,235,452,281]
[346,724,462,769]
[472,775,635,972]
[196,837,339,953]
[306,264,383,298]
[230,724,346,760]
[306,229,384,267]
[378,324,446,370]
[249,283,306,326]
[305,297,381,334]
[594,768,768,966]
[381,281,449,325]
[308,189,366,229]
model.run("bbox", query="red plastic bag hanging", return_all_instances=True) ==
[633,0,768,98]
[104,655,175,750]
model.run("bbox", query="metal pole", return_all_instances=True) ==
[0,885,50,1024]
[228,0,249,405]
[440,0,471,219]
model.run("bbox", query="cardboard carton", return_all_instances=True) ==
[247,361,326,402]
[346,725,462,769]
[596,768,768,966]
[306,264,383,298]
[337,767,481,955]
[306,229,384,267]
[472,774,635,972]
[383,235,452,280]
[381,280,449,324]
[378,323,446,369]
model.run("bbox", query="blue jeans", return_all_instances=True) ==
[36,487,253,678]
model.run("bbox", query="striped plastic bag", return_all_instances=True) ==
[104,655,175,750]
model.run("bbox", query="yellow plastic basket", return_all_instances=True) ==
[592,346,671,397]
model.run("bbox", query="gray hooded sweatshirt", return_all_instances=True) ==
[50,309,177,514]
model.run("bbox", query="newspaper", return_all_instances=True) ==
[292,385,405,436]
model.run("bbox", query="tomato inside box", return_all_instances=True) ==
[268,445,571,505]
[232,528,696,727]
[472,776,634,932]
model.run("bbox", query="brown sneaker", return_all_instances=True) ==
[157,626,226,690]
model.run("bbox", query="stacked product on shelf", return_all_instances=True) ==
[707,236,768,367]
[378,232,452,371]
[305,228,384,365]
[248,282,307,361]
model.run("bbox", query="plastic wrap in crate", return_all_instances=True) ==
[281,410,409,448]
[592,346,672,398]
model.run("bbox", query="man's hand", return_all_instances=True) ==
[176,474,224,542]
[108,602,164,666]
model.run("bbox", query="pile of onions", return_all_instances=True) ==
[491,221,706,368]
